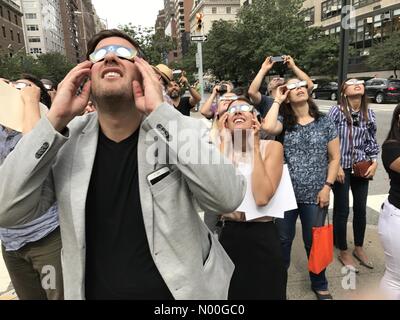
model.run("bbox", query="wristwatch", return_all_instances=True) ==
[325,181,334,188]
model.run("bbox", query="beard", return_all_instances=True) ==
[169,90,180,99]
[91,80,134,109]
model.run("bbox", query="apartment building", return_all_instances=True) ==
[189,0,241,35]
[16,0,65,56]
[301,0,400,77]
[0,0,25,54]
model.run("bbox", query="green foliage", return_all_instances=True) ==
[368,32,400,78]
[0,51,73,83]
[169,43,198,83]
[119,23,175,65]
[188,0,366,82]
[300,34,340,78]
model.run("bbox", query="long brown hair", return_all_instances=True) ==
[280,91,322,131]
[339,78,370,124]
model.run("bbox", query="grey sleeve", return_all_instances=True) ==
[0,117,68,227]
[141,103,246,214]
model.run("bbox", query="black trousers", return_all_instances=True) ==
[332,169,370,251]
[219,221,287,300]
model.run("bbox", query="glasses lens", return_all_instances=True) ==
[15,82,28,90]
[90,48,107,62]
[116,46,134,59]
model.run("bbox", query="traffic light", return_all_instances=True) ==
[196,13,203,32]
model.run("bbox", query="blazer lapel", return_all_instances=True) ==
[138,125,155,253]
[70,115,99,249]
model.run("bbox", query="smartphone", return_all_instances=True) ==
[147,167,171,186]
[271,56,284,63]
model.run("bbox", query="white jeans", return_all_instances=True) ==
[378,199,400,300]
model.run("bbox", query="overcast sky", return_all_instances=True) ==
[92,0,164,29]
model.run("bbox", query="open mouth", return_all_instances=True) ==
[233,117,246,124]
[102,68,123,79]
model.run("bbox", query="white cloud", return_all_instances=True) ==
[92,0,164,29]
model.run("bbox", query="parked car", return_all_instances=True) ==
[311,79,338,101]
[365,78,400,104]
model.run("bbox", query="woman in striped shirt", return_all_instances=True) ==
[328,78,379,272]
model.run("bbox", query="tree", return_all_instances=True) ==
[36,53,74,84]
[368,32,400,78]
[119,23,175,65]
[169,43,198,83]
[201,0,320,83]
[300,34,340,78]
[0,51,73,83]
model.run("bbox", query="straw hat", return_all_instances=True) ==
[153,64,173,84]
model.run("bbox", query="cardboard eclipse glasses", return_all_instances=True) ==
[89,45,139,63]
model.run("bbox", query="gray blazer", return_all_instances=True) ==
[0,103,246,300]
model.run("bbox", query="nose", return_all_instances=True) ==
[103,52,119,64]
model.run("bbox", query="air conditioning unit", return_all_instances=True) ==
[382,12,391,20]
[304,16,311,22]
[366,17,373,23]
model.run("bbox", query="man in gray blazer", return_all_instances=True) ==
[0,30,245,300]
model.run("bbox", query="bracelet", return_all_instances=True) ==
[273,100,282,105]
[324,181,334,188]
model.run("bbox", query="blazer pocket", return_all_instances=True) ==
[149,169,181,197]
[203,232,216,269]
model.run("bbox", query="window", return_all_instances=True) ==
[25,13,37,19]
[30,48,42,54]
[27,25,39,31]
[321,0,342,20]
[8,10,11,21]
[2,26,6,38]
[10,29,13,41]
[0,6,3,17]
[212,7,217,14]
[301,7,315,26]
[226,7,231,14]
[17,32,21,43]
[352,0,379,9]
[15,14,18,25]
[28,37,41,43]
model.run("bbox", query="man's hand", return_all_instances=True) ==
[261,56,275,73]
[132,57,164,115]
[47,60,92,132]
[179,75,189,87]
[252,113,261,145]
[20,85,41,105]
[283,55,297,70]
[317,186,330,208]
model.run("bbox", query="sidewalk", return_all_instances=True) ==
[0,222,385,300]
[288,222,385,300]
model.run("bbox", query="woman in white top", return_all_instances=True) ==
[217,96,287,300]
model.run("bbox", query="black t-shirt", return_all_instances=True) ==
[256,94,274,118]
[382,141,400,209]
[175,96,194,116]
[85,128,173,300]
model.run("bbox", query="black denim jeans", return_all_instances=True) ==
[332,168,369,251]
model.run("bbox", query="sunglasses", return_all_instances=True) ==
[227,104,254,114]
[89,45,139,63]
[351,112,360,127]
[14,82,32,90]
[286,80,308,90]
[219,95,238,102]
[345,79,364,86]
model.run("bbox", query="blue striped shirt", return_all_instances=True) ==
[327,105,379,169]
[0,125,59,251]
